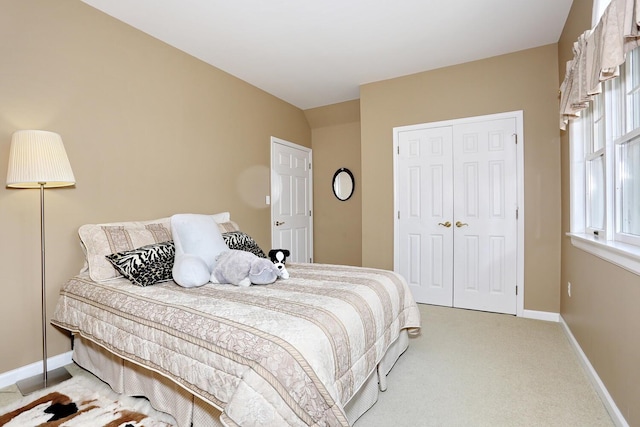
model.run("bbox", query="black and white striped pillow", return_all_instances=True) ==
[105,241,175,287]
[222,231,266,258]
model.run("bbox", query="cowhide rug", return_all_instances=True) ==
[0,375,175,426]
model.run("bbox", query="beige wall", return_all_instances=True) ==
[0,0,310,374]
[559,0,640,425]
[360,44,562,313]
[305,100,362,266]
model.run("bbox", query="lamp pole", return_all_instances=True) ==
[39,183,48,387]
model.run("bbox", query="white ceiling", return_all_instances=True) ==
[81,0,573,110]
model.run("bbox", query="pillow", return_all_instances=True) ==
[210,212,231,224]
[171,214,229,288]
[223,231,266,258]
[217,221,240,233]
[105,241,175,287]
[78,212,232,282]
[79,217,172,282]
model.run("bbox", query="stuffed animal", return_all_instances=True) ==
[268,249,290,279]
[210,250,284,286]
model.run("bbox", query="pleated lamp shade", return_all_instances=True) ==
[6,130,76,188]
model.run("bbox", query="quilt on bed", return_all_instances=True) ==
[52,263,421,427]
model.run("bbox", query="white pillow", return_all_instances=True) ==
[171,213,229,288]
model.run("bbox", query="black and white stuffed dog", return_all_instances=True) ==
[268,249,290,279]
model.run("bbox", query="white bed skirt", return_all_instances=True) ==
[72,330,409,427]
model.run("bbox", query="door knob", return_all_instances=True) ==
[455,221,468,228]
[438,221,452,228]
[275,221,285,226]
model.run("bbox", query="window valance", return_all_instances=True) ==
[559,0,640,130]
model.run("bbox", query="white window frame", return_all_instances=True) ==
[568,47,640,276]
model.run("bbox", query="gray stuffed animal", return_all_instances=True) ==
[210,250,283,286]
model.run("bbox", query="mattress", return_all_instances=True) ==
[53,262,421,426]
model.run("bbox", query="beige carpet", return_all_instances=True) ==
[355,304,613,426]
[0,304,614,426]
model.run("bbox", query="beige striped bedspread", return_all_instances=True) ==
[52,263,421,426]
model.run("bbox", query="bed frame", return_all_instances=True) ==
[72,330,409,427]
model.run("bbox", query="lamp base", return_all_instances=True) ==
[16,366,72,396]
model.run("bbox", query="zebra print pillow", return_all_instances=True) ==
[105,241,175,287]
[222,231,266,258]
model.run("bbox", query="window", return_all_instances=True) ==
[592,0,612,27]
[585,95,606,233]
[569,46,640,274]
[617,135,640,241]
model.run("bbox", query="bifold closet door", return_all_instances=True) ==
[397,126,454,306]
[397,117,518,315]
[451,118,518,315]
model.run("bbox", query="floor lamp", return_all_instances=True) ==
[6,130,75,395]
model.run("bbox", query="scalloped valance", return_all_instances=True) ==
[559,0,640,130]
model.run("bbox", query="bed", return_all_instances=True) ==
[51,213,421,426]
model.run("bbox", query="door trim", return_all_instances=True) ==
[393,110,525,317]
[270,136,314,261]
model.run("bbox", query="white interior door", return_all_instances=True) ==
[394,113,521,315]
[271,137,313,263]
[452,118,518,314]
[396,126,454,305]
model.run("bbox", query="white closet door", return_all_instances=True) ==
[452,118,518,315]
[395,115,519,315]
[397,126,454,305]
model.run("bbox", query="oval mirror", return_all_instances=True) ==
[332,168,355,201]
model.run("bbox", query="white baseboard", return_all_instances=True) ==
[522,309,560,322]
[0,351,73,389]
[560,316,629,427]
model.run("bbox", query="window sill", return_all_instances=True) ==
[567,232,640,276]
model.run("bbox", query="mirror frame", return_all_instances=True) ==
[332,168,355,201]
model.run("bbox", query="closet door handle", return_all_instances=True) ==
[438,221,452,228]
[275,221,285,226]
[455,221,468,228]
